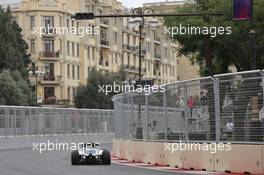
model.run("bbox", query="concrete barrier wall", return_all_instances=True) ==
[113,139,264,175]
[0,133,114,150]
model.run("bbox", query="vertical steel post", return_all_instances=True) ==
[163,90,168,140]
[5,107,9,137]
[69,110,72,135]
[131,96,135,139]
[145,94,149,140]
[183,83,189,141]
[213,77,221,142]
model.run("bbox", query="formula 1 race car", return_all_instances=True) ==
[71,142,111,165]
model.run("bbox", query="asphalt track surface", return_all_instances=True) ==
[0,143,196,175]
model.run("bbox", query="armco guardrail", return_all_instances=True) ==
[0,106,114,149]
[112,70,264,143]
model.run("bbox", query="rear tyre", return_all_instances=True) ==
[71,150,80,165]
[102,150,111,165]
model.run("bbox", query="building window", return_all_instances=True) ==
[71,20,74,27]
[67,87,71,101]
[60,40,63,53]
[77,66,80,79]
[30,39,35,53]
[127,34,130,45]
[43,39,54,52]
[92,47,95,60]
[128,54,130,66]
[42,16,54,28]
[43,63,54,80]
[76,22,79,35]
[72,43,75,57]
[67,42,70,56]
[67,19,69,28]
[72,87,76,102]
[67,64,70,78]
[92,25,96,37]
[114,32,118,45]
[115,53,118,64]
[30,16,35,30]
[87,47,90,59]
[121,54,124,65]
[72,65,75,79]
[85,5,90,12]
[165,48,168,59]
[77,44,80,57]
[59,17,62,27]
[44,87,55,103]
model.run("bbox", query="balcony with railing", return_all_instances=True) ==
[41,74,62,85]
[39,51,60,61]
[99,58,110,67]
[141,49,147,55]
[41,27,57,37]
[100,35,110,47]
[154,36,161,43]
[100,19,109,27]
[122,44,128,51]
[154,54,161,60]
[99,59,104,66]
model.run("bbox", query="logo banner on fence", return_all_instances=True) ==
[233,0,252,20]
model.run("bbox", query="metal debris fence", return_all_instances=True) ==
[0,106,114,137]
[112,70,264,143]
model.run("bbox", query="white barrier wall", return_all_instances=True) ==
[113,139,264,175]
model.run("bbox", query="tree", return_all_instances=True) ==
[0,6,32,105]
[165,0,264,75]
[0,6,31,76]
[75,68,127,109]
[0,70,32,106]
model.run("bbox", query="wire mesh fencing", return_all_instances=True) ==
[0,106,114,137]
[112,70,264,143]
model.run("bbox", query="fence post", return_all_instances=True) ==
[261,71,264,110]
[183,82,189,141]
[213,77,221,142]
[5,107,9,136]
[163,90,168,140]
[69,110,72,135]
[130,96,134,139]
[145,94,149,140]
[121,96,125,139]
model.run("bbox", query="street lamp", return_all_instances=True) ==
[28,69,45,106]
[128,7,157,139]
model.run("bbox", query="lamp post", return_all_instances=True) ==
[28,69,45,106]
[128,7,158,139]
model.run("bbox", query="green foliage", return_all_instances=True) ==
[0,6,31,77]
[0,6,32,105]
[75,68,127,109]
[0,69,32,106]
[165,0,264,74]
